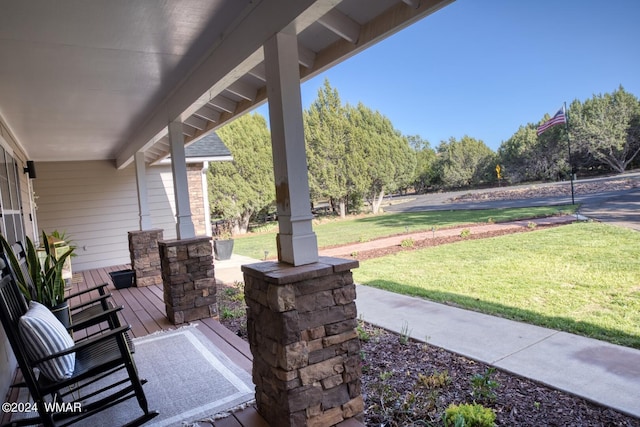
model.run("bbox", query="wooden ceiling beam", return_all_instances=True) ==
[317,9,360,44]
[208,96,237,114]
[226,80,257,101]
[194,105,221,122]
[184,115,208,130]
[248,64,266,82]
[298,44,316,68]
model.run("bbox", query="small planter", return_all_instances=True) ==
[109,269,136,289]
[50,302,71,329]
[214,239,234,261]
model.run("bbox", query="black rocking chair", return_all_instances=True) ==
[6,242,128,343]
[0,259,158,427]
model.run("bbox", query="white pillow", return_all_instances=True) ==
[19,301,76,382]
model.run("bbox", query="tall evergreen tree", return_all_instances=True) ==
[408,135,438,193]
[499,124,569,183]
[436,136,496,188]
[569,86,640,173]
[208,113,275,234]
[347,103,415,213]
[304,79,352,217]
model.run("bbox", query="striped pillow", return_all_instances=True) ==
[19,301,76,382]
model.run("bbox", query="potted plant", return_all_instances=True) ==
[1,232,74,327]
[213,220,234,261]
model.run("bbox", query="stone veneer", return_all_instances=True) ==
[187,163,207,236]
[158,236,217,324]
[128,229,163,287]
[242,257,363,427]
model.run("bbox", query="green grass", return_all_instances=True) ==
[234,205,576,260]
[353,222,640,348]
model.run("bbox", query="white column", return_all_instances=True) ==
[168,121,196,239]
[202,161,212,237]
[134,152,153,230]
[264,30,318,266]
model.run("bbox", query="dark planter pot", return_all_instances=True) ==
[214,239,234,261]
[50,301,71,329]
[109,269,136,289]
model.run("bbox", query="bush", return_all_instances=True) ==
[401,237,415,248]
[443,403,496,427]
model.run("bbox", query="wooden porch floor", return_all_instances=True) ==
[3,264,268,427]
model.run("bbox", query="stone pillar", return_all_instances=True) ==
[158,236,216,324]
[128,229,163,287]
[242,257,364,427]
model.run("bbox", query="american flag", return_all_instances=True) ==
[536,107,566,136]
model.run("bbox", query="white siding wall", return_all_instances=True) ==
[34,161,178,271]
[0,117,35,405]
[148,167,177,240]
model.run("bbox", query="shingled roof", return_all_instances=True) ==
[185,132,232,159]
[163,132,232,164]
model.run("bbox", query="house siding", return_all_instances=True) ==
[0,117,35,407]
[33,161,208,272]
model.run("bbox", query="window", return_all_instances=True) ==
[0,144,25,245]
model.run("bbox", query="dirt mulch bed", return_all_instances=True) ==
[348,223,559,262]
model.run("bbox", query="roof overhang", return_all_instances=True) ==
[0,0,454,168]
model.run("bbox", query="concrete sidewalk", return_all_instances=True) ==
[213,215,640,419]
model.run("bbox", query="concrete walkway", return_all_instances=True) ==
[214,215,640,419]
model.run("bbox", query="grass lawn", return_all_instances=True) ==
[233,205,576,260]
[353,222,640,349]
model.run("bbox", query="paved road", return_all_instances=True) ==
[384,172,640,231]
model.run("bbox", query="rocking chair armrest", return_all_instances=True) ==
[65,283,109,300]
[69,293,113,311]
[67,306,124,333]
[34,325,132,364]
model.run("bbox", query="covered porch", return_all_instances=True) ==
[2,264,267,427]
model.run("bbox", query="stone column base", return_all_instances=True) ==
[128,229,163,287]
[158,236,217,324]
[243,257,363,427]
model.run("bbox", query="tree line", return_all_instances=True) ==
[208,81,640,233]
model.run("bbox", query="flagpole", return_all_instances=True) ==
[563,101,575,205]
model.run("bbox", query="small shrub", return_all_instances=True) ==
[220,306,245,319]
[417,370,451,389]
[356,316,371,342]
[351,251,359,258]
[399,320,412,345]
[460,228,471,238]
[400,237,415,248]
[443,403,496,427]
[527,221,537,229]
[368,369,439,426]
[470,367,500,402]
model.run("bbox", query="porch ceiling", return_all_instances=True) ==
[0,0,453,168]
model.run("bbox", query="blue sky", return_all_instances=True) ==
[259,0,640,151]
